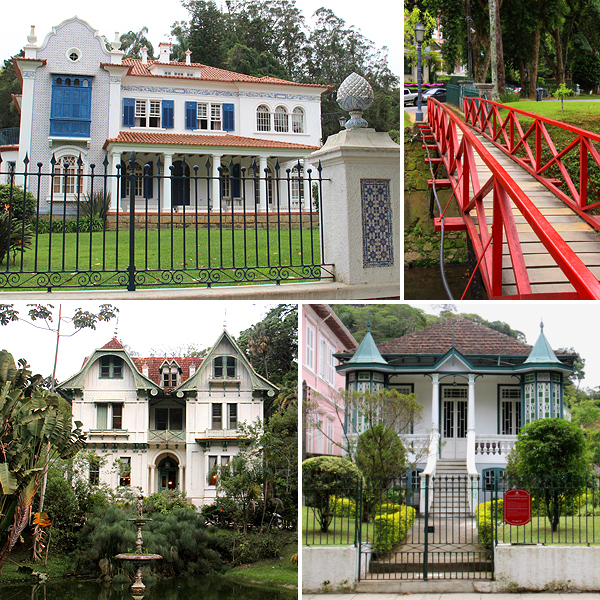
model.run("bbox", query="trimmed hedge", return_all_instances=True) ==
[475,499,503,548]
[373,505,416,551]
[329,496,356,518]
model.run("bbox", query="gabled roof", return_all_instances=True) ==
[307,304,358,352]
[377,318,533,357]
[122,58,329,89]
[57,341,162,393]
[103,131,319,151]
[176,329,278,393]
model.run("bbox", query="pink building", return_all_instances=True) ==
[302,304,358,459]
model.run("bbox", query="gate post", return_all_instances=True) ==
[424,474,429,580]
[127,151,137,291]
[309,74,400,297]
[356,476,363,581]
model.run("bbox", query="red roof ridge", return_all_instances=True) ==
[101,337,125,350]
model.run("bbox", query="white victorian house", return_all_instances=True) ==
[336,317,576,513]
[7,16,328,214]
[57,330,278,506]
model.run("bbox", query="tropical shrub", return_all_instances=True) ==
[216,529,285,565]
[475,499,503,548]
[0,208,32,265]
[81,191,111,224]
[0,184,37,224]
[143,490,194,515]
[373,505,416,551]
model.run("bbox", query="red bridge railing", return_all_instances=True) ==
[424,97,600,300]
[463,97,600,229]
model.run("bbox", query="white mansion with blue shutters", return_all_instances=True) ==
[335,317,576,513]
[57,329,278,507]
[9,16,327,214]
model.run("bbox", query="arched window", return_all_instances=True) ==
[291,164,304,205]
[53,155,83,195]
[274,106,289,132]
[256,105,270,131]
[292,107,305,133]
[220,165,230,198]
[125,162,144,198]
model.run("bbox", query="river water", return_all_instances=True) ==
[404,265,488,300]
[0,575,296,600]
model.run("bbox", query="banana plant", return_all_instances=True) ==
[0,350,85,572]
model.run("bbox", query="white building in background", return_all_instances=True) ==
[6,16,328,213]
[57,330,278,506]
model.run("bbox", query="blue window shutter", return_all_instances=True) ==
[223,103,234,131]
[162,100,174,129]
[185,102,197,130]
[144,161,153,199]
[123,98,135,127]
[120,160,127,198]
[232,163,241,198]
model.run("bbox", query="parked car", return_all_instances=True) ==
[416,88,446,104]
[403,88,418,105]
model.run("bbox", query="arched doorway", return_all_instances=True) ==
[157,455,179,491]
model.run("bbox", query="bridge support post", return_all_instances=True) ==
[309,128,400,294]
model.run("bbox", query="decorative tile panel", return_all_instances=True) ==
[361,178,394,268]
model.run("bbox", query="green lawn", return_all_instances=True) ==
[497,515,600,545]
[302,506,375,546]
[498,99,600,123]
[223,535,298,590]
[1,227,322,289]
[404,111,413,128]
[0,547,72,584]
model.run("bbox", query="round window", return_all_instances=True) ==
[66,48,81,62]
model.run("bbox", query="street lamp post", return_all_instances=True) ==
[415,22,425,123]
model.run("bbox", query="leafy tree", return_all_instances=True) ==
[184,0,229,67]
[506,418,592,532]
[237,303,297,391]
[571,53,600,92]
[302,455,363,532]
[0,55,22,130]
[0,351,86,572]
[119,27,155,59]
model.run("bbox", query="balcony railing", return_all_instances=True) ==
[474,435,517,457]
[148,429,186,443]
[205,428,238,437]
[0,127,19,146]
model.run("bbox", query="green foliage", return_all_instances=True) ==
[36,216,106,234]
[0,57,22,129]
[216,529,283,565]
[499,90,521,103]
[506,418,592,531]
[0,184,37,224]
[81,191,111,224]
[143,490,194,515]
[329,496,356,518]
[572,54,600,91]
[0,208,32,265]
[302,456,363,533]
[372,505,415,551]
[119,27,155,59]
[553,83,574,111]
[475,499,504,548]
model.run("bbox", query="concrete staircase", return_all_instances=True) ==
[431,459,471,516]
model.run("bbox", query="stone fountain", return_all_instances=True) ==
[115,494,162,599]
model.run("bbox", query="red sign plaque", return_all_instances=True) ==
[504,488,531,526]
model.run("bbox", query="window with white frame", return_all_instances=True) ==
[319,337,335,385]
[327,420,334,454]
[292,107,305,133]
[256,105,270,131]
[96,402,123,430]
[500,386,522,435]
[306,322,315,370]
[220,164,230,198]
[291,165,305,204]
[125,162,144,198]
[53,155,84,195]
[135,99,162,128]
[274,106,289,132]
[210,104,222,130]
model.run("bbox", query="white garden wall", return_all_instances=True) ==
[302,546,358,593]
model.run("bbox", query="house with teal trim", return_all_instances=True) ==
[335,317,576,513]
[57,329,278,506]
[7,16,328,214]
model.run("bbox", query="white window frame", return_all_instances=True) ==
[52,155,84,195]
[306,322,315,371]
[210,104,222,131]
[292,107,305,133]
[257,104,271,131]
[319,336,335,385]
[274,106,289,132]
[134,99,162,128]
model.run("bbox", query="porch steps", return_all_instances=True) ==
[432,460,470,516]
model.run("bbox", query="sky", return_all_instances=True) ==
[406,302,600,390]
[0,301,277,382]
[0,0,402,77]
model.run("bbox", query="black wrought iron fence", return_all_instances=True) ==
[0,152,332,291]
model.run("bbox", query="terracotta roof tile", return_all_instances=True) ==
[101,337,125,350]
[377,318,533,356]
[131,356,204,388]
[122,59,329,89]
[104,131,319,150]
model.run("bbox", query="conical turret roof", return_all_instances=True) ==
[524,321,562,365]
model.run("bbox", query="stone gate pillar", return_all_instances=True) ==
[309,73,400,296]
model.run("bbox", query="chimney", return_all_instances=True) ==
[141,46,148,65]
[185,49,192,65]
[158,42,172,64]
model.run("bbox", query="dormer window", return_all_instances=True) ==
[214,356,236,378]
[161,363,181,387]
[99,356,123,379]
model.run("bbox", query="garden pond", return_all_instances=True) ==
[0,575,297,600]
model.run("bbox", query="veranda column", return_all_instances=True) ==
[259,156,268,212]
[111,152,122,212]
[302,158,310,211]
[162,152,173,212]
[466,373,476,473]
[212,154,223,211]
[421,373,440,514]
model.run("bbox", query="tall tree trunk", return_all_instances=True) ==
[496,0,506,93]
[555,28,564,85]
[489,0,499,100]
[519,57,527,90]
[528,26,542,98]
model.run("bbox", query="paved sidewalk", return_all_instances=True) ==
[303,594,600,599]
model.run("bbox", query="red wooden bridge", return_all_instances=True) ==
[419,97,600,299]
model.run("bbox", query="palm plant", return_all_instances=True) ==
[0,351,86,572]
